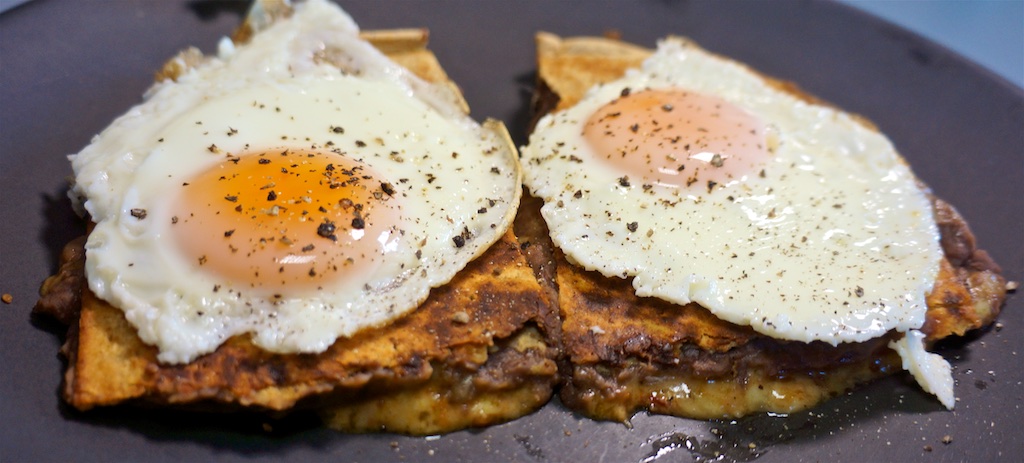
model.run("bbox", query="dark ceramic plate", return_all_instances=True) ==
[2,1,1021,462]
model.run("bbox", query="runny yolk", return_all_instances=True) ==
[170,149,401,295]
[583,89,769,190]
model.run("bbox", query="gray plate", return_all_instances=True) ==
[2,1,1021,462]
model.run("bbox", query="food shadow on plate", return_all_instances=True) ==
[186,0,251,22]
[38,186,86,275]
[30,186,86,338]
[57,401,345,453]
[506,70,544,148]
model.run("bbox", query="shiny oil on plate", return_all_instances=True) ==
[1,1,1021,462]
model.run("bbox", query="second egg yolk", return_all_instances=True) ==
[583,89,769,191]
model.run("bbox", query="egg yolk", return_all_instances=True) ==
[170,149,401,295]
[583,89,769,190]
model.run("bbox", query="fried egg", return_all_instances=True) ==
[522,38,949,404]
[69,0,520,364]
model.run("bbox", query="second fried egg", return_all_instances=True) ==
[522,38,942,346]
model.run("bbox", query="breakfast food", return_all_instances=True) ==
[518,32,1006,421]
[33,0,559,435]
[32,0,1008,436]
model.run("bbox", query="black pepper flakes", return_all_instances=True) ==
[224,229,235,237]
[452,235,465,248]
[380,182,395,196]
[331,125,344,134]
[626,221,638,232]
[317,220,337,241]
[130,208,147,219]
[267,191,277,201]
[854,286,864,297]
[351,217,365,230]
[302,244,315,252]
[225,195,238,202]
[258,158,271,165]
[618,176,631,187]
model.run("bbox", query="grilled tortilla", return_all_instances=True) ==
[32,12,558,437]
[521,32,1007,421]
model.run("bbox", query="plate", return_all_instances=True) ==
[2,1,1021,462]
